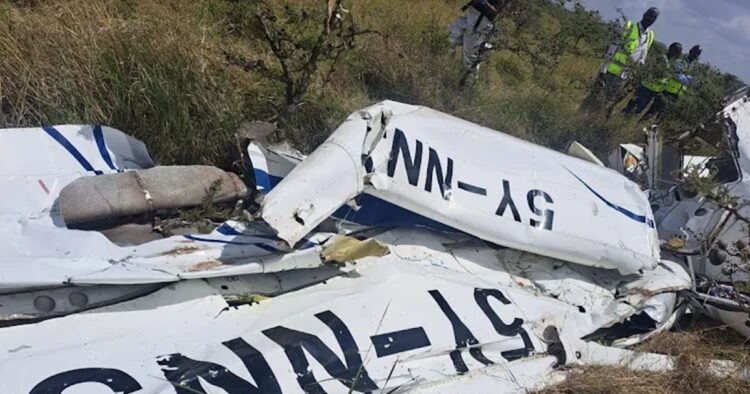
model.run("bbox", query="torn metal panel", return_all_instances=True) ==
[247,141,303,192]
[0,125,152,221]
[610,302,687,348]
[0,219,325,290]
[249,139,459,233]
[0,284,163,321]
[0,263,546,393]
[261,101,659,274]
[0,221,130,290]
[0,237,624,393]
[691,291,750,338]
[370,228,690,338]
[572,339,750,381]
[0,125,333,321]
[723,92,750,179]
[0,225,694,393]
[205,267,345,297]
[567,141,604,166]
[261,109,371,243]
[644,93,750,339]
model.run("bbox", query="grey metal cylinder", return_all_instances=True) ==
[59,166,247,225]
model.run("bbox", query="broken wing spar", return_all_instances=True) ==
[261,101,660,274]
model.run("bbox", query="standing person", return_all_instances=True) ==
[581,7,659,112]
[686,45,702,71]
[622,42,683,115]
[643,44,701,119]
[448,1,508,75]
[685,45,701,91]
[665,44,701,97]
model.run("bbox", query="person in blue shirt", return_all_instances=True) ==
[642,44,701,119]
[622,42,683,115]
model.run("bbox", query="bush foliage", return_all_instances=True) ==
[0,0,744,166]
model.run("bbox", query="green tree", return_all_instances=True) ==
[224,0,375,128]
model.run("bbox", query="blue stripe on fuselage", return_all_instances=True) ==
[254,169,460,233]
[43,126,103,175]
[564,167,655,228]
[93,125,118,171]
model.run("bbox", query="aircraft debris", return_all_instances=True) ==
[59,165,247,226]
[1,97,748,392]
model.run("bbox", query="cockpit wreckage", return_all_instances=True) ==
[2,95,750,393]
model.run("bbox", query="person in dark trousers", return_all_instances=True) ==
[687,45,702,69]
[641,44,701,119]
[581,7,659,112]
[622,42,683,115]
[449,1,508,74]
[667,44,701,97]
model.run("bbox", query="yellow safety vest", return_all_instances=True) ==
[664,76,684,95]
[606,21,655,76]
[664,58,691,95]
[641,55,671,93]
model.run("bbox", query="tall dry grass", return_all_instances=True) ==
[0,0,251,166]
[0,0,650,165]
[542,318,750,394]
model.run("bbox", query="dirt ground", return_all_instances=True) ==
[541,315,750,394]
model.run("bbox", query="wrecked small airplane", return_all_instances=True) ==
[618,88,750,339]
[1,95,749,393]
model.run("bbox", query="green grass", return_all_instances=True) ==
[0,0,738,166]
[0,0,249,166]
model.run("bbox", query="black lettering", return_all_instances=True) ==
[371,327,431,357]
[30,368,141,394]
[428,290,494,374]
[387,128,422,186]
[263,310,378,393]
[224,338,282,393]
[474,288,535,362]
[495,180,521,222]
[157,338,280,394]
[457,181,487,195]
[425,148,453,198]
[527,190,554,230]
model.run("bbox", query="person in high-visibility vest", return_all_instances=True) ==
[581,7,659,112]
[670,45,700,95]
[622,42,683,115]
[641,44,701,119]
[664,45,699,96]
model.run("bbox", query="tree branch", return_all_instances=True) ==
[223,51,281,81]
[255,9,296,104]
